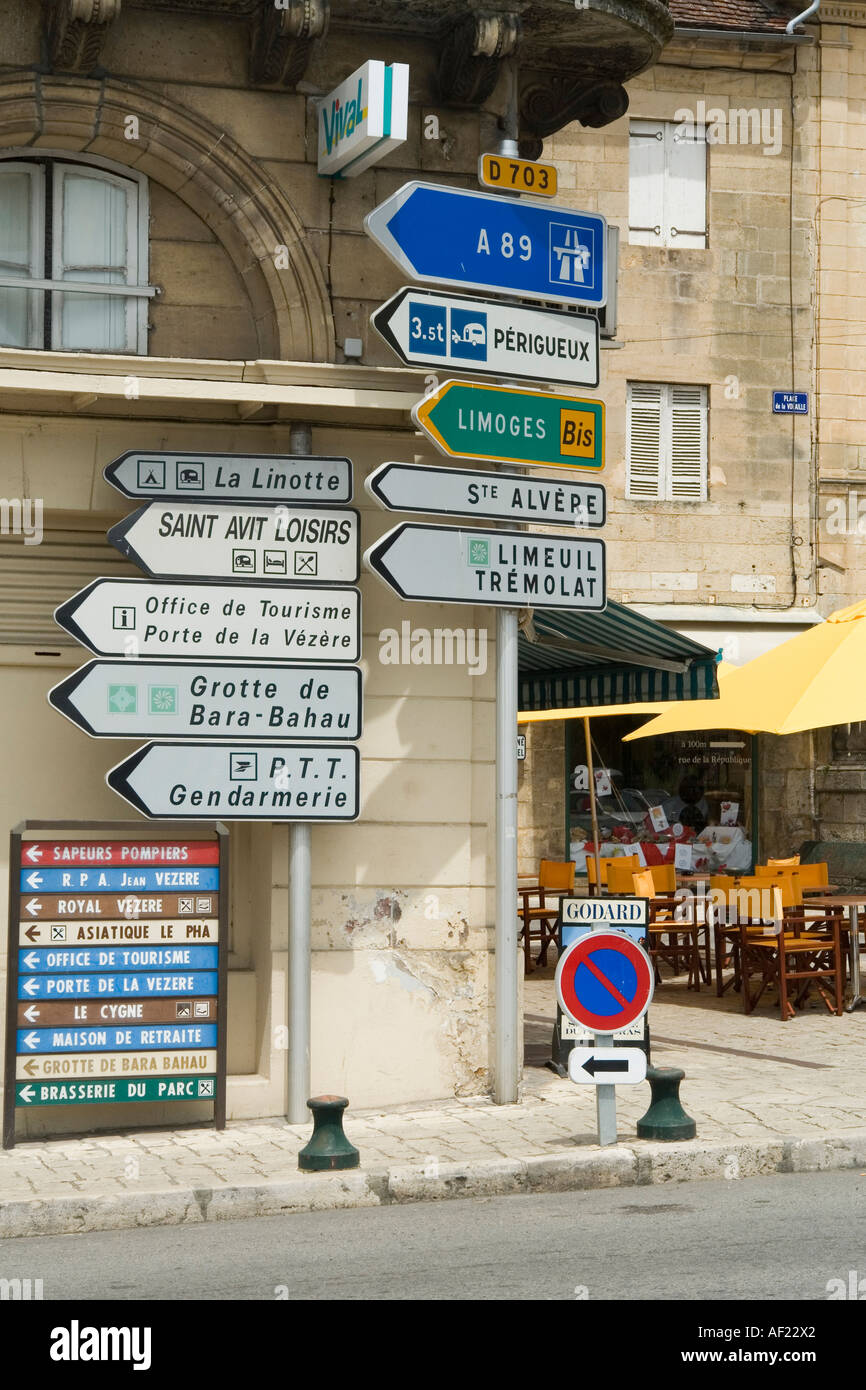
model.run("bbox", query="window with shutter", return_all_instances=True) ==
[629,120,708,249]
[0,164,44,348]
[629,120,666,247]
[0,155,151,353]
[627,382,708,502]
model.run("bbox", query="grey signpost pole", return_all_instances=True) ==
[494,109,522,1105]
[288,422,313,1123]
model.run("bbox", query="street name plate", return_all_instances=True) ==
[108,504,360,584]
[54,579,361,662]
[16,1077,217,1106]
[50,661,362,741]
[17,998,218,1027]
[104,450,353,504]
[364,523,606,610]
[107,743,361,821]
[20,919,218,943]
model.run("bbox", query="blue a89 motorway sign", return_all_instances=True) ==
[364,181,607,309]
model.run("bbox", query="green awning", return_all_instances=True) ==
[518,602,720,711]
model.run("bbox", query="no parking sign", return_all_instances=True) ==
[556,931,654,1034]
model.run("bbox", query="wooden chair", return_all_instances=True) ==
[606,857,643,894]
[648,863,677,895]
[633,869,701,992]
[709,876,782,996]
[586,853,639,895]
[797,862,830,893]
[518,859,575,973]
[739,902,845,1020]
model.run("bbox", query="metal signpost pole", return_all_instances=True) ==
[594,1029,617,1146]
[288,422,313,1124]
[494,111,521,1105]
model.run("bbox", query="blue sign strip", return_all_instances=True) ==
[20,867,219,891]
[381,185,606,307]
[19,946,218,974]
[17,1024,218,1052]
[18,971,218,1000]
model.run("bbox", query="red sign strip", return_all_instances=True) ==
[21,842,220,867]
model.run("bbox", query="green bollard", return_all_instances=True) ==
[297,1095,360,1171]
[636,1066,696,1141]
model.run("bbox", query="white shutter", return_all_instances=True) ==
[669,385,707,500]
[53,165,136,352]
[665,124,707,249]
[627,382,664,499]
[0,163,44,348]
[629,120,666,247]
[0,523,137,647]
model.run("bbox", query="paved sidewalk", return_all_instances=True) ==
[1,973,865,1238]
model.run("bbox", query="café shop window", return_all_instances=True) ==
[566,718,753,877]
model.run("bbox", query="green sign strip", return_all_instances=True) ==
[16,1076,216,1106]
[413,380,605,470]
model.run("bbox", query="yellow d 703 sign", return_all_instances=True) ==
[478,153,558,198]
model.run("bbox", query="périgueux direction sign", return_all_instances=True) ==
[54,580,361,662]
[107,744,361,821]
[364,181,607,307]
[49,661,363,741]
[103,451,353,504]
[371,287,599,388]
[365,462,606,527]
[318,59,409,178]
[108,505,360,584]
[364,523,606,609]
[413,379,605,471]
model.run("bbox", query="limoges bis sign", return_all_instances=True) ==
[318,59,409,178]
[413,379,604,471]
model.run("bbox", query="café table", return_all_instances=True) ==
[804,894,866,1011]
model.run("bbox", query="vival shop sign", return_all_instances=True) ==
[54,580,361,662]
[364,523,606,610]
[318,60,409,178]
[108,504,360,584]
[371,287,599,388]
[49,661,363,741]
[365,181,607,308]
[104,451,353,504]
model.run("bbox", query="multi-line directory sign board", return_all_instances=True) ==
[104,451,353,504]
[49,661,362,741]
[371,287,599,388]
[364,523,606,610]
[364,182,607,307]
[366,462,606,528]
[54,580,362,662]
[107,744,361,821]
[108,505,360,584]
[3,825,228,1148]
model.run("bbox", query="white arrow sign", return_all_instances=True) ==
[24,845,43,862]
[366,462,606,528]
[22,979,38,996]
[22,1029,39,1050]
[364,523,606,610]
[22,954,39,972]
[19,1085,35,1104]
[108,504,360,584]
[104,450,353,504]
[25,871,43,889]
[567,1048,647,1085]
[24,900,42,917]
[49,661,362,741]
[54,579,361,663]
[107,743,360,822]
[23,1005,40,1024]
[372,286,599,388]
